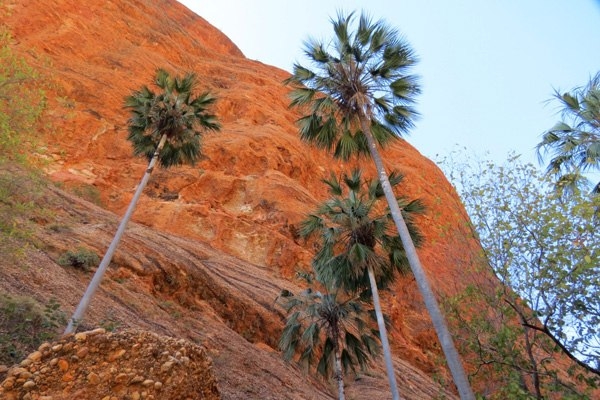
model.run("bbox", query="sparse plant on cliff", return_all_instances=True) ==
[0,294,65,367]
[0,29,46,164]
[65,69,220,333]
[57,246,100,272]
[277,286,380,400]
[285,11,474,398]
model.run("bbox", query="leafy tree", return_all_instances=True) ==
[537,72,600,195]
[277,285,380,400]
[65,69,220,333]
[441,153,599,398]
[285,11,474,399]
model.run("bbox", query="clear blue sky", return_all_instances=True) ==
[178,0,600,166]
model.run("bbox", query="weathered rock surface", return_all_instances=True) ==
[0,178,458,399]
[2,0,483,368]
[0,0,493,398]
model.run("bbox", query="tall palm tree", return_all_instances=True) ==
[300,169,423,399]
[278,286,380,400]
[65,69,220,334]
[285,12,475,399]
[537,72,600,195]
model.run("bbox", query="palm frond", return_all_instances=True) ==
[334,129,360,160]
[322,172,343,195]
[538,72,600,194]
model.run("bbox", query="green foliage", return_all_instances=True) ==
[0,29,47,164]
[537,72,600,194]
[284,11,420,160]
[69,183,103,206]
[278,169,424,397]
[440,151,599,397]
[0,30,49,257]
[0,164,47,258]
[98,313,121,332]
[277,287,380,381]
[124,68,221,169]
[0,293,65,366]
[300,168,424,296]
[57,247,100,272]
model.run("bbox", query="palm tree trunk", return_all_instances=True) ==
[367,265,402,400]
[334,347,346,400]
[64,133,168,334]
[359,115,475,400]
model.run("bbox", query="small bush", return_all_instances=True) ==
[70,183,103,206]
[57,247,100,271]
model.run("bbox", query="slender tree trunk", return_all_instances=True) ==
[510,301,542,399]
[64,134,168,334]
[359,115,475,400]
[523,327,542,399]
[334,346,346,400]
[367,265,402,400]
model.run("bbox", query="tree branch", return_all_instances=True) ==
[504,298,600,376]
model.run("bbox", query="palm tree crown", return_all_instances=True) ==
[278,286,380,400]
[537,72,600,194]
[285,12,420,160]
[279,289,380,375]
[125,68,220,168]
[301,169,424,295]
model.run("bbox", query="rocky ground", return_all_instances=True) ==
[1,329,220,400]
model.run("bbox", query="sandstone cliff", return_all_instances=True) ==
[1,0,490,398]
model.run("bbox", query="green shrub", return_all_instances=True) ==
[0,294,65,367]
[57,247,100,271]
[0,164,48,260]
[70,183,103,206]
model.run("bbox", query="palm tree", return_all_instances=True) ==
[300,169,423,399]
[65,68,220,334]
[285,12,475,399]
[302,169,423,294]
[278,286,380,400]
[537,72,600,195]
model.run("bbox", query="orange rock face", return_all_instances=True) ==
[3,0,488,392]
